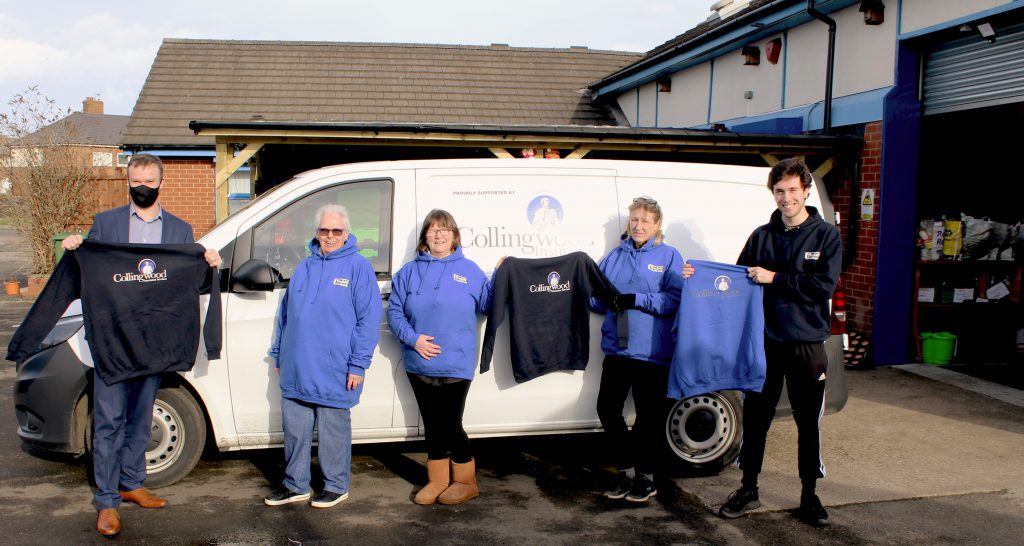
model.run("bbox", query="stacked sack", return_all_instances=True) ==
[960,214,1018,261]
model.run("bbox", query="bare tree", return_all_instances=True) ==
[0,87,93,275]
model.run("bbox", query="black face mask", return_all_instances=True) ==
[129,184,160,208]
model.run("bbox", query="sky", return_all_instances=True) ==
[0,0,711,117]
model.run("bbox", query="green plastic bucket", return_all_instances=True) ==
[921,332,956,365]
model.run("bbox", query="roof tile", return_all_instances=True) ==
[123,39,641,146]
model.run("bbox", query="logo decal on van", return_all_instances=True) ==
[333,278,350,287]
[647,264,664,273]
[530,271,571,293]
[527,195,564,231]
[453,273,467,284]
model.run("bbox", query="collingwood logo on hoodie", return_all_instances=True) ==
[113,258,168,283]
[695,274,740,298]
[530,271,571,293]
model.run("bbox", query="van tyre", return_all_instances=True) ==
[664,390,743,476]
[143,387,206,488]
[84,386,205,488]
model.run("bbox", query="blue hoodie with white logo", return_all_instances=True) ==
[590,236,683,366]
[387,246,492,380]
[270,235,382,409]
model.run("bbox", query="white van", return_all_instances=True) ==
[13,158,847,487]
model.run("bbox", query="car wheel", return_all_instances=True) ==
[665,390,743,475]
[143,387,206,488]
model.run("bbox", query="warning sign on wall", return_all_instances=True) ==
[860,188,875,222]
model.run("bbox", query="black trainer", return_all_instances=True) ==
[264,488,311,506]
[625,474,657,503]
[718,487,760,518]
[604,473,633,499]
[798,494,829,527]
[311,490,349,508]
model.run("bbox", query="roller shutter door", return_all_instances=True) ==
[923,22,1024,115]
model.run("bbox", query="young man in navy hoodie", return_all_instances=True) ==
[718,158,841,527]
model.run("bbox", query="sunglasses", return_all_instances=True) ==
[317,228,346,237]
[632,196,658,205]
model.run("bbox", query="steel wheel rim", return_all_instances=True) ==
[666,392,738,463]
[147,398,184,474]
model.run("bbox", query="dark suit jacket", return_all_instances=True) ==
[88,205,194,244]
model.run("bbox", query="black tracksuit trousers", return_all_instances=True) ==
[739,339,828,487]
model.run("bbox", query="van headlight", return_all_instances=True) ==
[39,315,84,352]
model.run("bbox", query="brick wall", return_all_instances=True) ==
[71,155,217,238]
[831,121,882,334]
[160,158,216,237]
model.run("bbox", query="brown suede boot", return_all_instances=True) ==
[438,458,479,505]
[414,458,451,505]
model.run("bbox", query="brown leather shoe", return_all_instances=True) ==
[96,508,121,538]
[120,488,168,509]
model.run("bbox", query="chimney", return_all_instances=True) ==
[83,97,104,114]
[709,0,752,20]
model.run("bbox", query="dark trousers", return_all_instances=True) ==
[407,373,472,463]
[92,374,162,510]
[596,355,671,476]
[739,339,828,486]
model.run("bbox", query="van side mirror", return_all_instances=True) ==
[231,259,281,292]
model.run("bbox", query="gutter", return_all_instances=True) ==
[806,0,837,134]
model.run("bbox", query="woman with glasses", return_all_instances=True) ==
[265,203,381,510]
[387,209,493,505]
[591,196,692,503]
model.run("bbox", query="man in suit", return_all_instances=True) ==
[62,153,221,537]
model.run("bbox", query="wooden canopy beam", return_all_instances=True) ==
[215,141,266,223]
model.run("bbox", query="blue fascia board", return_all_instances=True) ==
[593,0,860,98]
[688,86,889,134]
[897,2,1024,41]
[730,117,805,134]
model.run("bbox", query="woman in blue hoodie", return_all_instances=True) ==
[591,196,691,503]
[388,209,493,506]
[264,204,381,509]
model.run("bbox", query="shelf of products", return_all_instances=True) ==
[912,260,1022,363]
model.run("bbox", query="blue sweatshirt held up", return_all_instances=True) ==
[387,247,492,380]
[590,236,682,365]
[270,235,382,409]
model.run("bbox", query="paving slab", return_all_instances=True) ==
[681,365,1024,517]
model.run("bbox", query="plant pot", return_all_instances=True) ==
[3,281,20,296]
[26,275,49,297]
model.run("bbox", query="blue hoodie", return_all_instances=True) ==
[270,235,382,409]
[387,246,492,380]
[591,236,683,366]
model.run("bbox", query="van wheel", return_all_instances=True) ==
[143,387,206,489]
[665,391,743,475]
